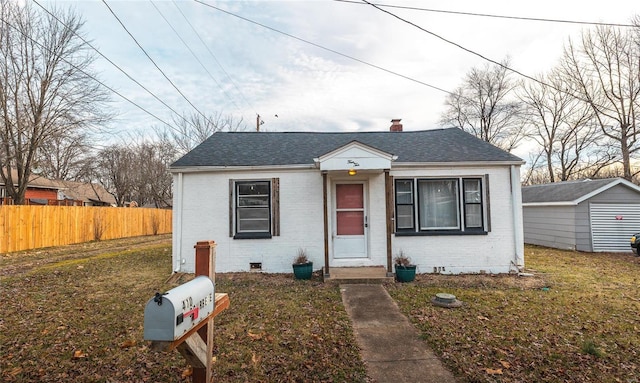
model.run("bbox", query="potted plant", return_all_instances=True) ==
[292,248,313,280]
[394,250,416,282]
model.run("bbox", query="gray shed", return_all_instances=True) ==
[522,178,640,252]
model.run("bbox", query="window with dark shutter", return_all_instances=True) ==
[394,177,488,235]
[230,178,279,239]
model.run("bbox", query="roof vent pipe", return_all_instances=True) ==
[390,119,403,132]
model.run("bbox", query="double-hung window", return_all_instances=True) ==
[462,179,483,229]
[395,180,415,230]
[234,180,272,239]
[395,177,487,234]
[230,178,280,239]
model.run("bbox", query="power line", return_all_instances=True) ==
[149,0,245,116]
[360,0,565,96]
[334,0,636,28]
[172,0,258,116]
[102,0,213,126]
[193,0,456,98]
[32,0,197,132]
[0,14,177,132]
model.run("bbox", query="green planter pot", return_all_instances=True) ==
[395,265,416,282]
[293,262,313,280]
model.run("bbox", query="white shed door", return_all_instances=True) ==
[590,203,640,252]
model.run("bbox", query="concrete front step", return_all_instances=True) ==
[323,266,394,284]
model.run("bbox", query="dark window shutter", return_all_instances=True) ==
[229,179,234,237]
[271,178,280,236]
[389,175,395,233]
[484,174,491,232]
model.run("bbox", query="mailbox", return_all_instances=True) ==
[144,276,215,341]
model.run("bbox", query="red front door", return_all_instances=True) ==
[334,183,367,259]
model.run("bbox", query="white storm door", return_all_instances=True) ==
[333,183,368,259]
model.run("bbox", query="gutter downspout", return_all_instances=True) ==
[322,171,330,279]
[510,165,524,269]
[173,172,183,273]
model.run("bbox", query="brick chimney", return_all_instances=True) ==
[390,119,403,132]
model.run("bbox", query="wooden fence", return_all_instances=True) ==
[0,206,172,254]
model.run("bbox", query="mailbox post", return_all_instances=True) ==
[144,240,227,383]
[193,241,216,383]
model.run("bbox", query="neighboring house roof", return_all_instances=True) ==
[57,180,116,205]
[170,128,523,168]
[0,169,115,205]
[0,168,61,190]
[522,178,640,205]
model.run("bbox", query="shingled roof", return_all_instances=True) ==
[522,178,640,204]
[171,128,522,168]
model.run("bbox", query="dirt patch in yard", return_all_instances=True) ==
[410,271,548,290]
[0,234,171,277]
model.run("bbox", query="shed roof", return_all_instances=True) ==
[522,178,640,205]
[170,128,523,168]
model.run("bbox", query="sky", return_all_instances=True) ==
[42,0,639,158]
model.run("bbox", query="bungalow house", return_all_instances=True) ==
[56,180,116,206]
[0,169,61,204]
[522,178,640,252]
[170,120,525,275]
[0,169,116,206]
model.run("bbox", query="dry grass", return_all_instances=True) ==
[0,240,367,383]
[387,245,640,383]
[3,240,640,382]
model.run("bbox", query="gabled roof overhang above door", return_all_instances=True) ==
[313,140,397,172]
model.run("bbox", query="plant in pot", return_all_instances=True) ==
[292,248,313,280]
[394,250,416,282]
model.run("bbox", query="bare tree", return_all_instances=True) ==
[560,25,640,180]
[132,140,175,208]
[521,150,548,186]
[33,131,92,181]
[94,144,135,207]
[0,1,109,204]
[93,139,176,208]
[441,58,527,152]
[159,111,247,156]
[519,70,616,182]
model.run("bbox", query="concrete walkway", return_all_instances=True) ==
[341,284,458,383]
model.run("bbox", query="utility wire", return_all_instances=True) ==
[335,0,636,28]
[173,0,258,116]
[32,0,197,132]
[102,0,213,126]
[0,14,177,132]
[193,0,457,97]
[360,0,565,96]
[149,0,245,116]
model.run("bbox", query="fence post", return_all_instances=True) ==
[193,241,216,383]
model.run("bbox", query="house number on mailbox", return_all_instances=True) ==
[182,294,213,311]
[182,297,193,310]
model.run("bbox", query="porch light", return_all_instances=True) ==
[348,169,357,176]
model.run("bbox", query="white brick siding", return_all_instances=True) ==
[390,166,522,274]
[173,164,523,274]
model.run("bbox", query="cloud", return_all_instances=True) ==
[50,0,639,139]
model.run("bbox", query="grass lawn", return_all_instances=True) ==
[388,246,640,383]
[0,239,367,383]
[2,240,640,382]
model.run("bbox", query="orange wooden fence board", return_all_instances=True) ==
[0,206,172,253]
